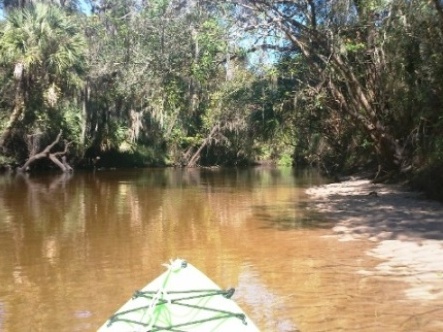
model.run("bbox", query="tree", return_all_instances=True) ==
[0,3,86,152]
[81,0,238,166]
[214,0,443,175]
[0,0,80,11]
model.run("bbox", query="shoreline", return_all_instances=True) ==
[306,177,443,302]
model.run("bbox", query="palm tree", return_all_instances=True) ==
[1,0,80,12]
[0,3,86,149]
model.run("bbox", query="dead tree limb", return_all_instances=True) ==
[17,131,73,172]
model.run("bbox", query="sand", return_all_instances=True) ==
[306,177,443,302]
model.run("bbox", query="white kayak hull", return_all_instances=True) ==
[97,259,259,331]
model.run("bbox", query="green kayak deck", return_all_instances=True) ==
[97,259,259,331]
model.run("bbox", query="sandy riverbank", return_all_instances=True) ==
[306,177,443,303]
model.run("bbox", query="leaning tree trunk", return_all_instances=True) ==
[327,75,404,174]
[187,125,220,167]
[17,131,73,172]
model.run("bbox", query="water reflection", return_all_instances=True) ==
[0,168,322,331]
[1,168,440,331]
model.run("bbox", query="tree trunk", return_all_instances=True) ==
[187,125,220,167]
[0,87,25,150]
[81,83,90,147]
[17,131,73,172]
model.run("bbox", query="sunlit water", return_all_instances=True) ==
[0,168,440,331]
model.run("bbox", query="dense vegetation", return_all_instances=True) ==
[1,0,443,191]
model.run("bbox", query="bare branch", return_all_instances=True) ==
[17,131,73,172]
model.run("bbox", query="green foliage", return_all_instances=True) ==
[344,42,365,53]
[0,3,86,159]
[192,19,227,82]
[0,153,15,167]
[277,152,293,167]
[0,3,86,85]
[0,0,442,183]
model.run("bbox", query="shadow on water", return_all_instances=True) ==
[310,190,443,241]
[253,201,335,231]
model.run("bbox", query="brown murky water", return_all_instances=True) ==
[0,168,440,331]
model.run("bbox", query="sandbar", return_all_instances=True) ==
[306,178,443,302]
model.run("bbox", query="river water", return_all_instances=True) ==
[0,168,437,331]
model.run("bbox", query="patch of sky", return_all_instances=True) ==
[236,27,288,74]
[79,0,91,14]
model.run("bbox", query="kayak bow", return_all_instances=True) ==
[97,259,259,331]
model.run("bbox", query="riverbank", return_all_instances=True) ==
[306,177,443,305]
